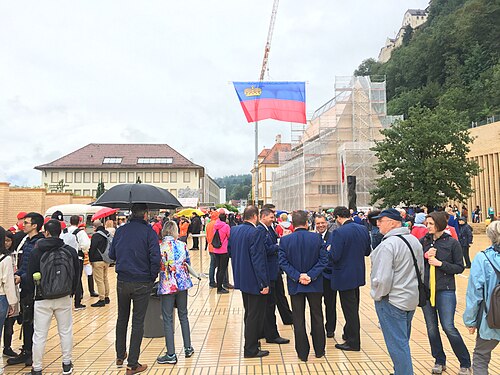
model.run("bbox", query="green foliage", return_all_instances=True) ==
[402,25,413,47]
[215,203,239,213]
[215,174,252,200]
[354,58,382,77]
[370,106,480,208]
[96,181,105,198]
[355,0,500,123]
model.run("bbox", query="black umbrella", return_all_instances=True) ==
[92,183,182,209]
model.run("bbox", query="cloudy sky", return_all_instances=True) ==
[0,0,428,186]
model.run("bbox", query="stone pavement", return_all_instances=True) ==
[4,235,499,374]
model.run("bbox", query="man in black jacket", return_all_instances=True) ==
[89,220,110,307]
[189,213,202,250]
[27,219,79,375]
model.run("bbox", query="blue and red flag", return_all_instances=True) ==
[233,81,306,124]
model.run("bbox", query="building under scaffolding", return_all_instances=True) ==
[272,76,402,211]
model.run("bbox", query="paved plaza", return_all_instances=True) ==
[4,235,500,375]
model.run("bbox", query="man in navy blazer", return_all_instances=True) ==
[257,208,290,345]
[327,206,371,352]
[228,206,270,358]
[279,210,328,362]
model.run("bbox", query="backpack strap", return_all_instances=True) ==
[482,251,500,279]
[0,255,7,263]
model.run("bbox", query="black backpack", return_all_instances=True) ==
[40,245,75,299]
[211,229,222,249]
[483,252,500,329]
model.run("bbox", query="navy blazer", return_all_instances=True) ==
[257,223,279,281]
[327,220,371,291]
[279,228,328,295]
[228,222,269,295]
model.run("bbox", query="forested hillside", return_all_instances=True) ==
[215,174,251,201]
[355,0,499,122]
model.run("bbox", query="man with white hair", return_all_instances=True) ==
[370,208,424,375]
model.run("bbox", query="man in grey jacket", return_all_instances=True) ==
[370,208,423,375]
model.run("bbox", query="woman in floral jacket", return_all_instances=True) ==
[157,221,194,365]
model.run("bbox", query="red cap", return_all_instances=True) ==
[8,227,16,233]
[17,212,27,220]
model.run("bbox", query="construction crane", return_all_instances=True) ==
[254,0,280,205]
[259,0,280,81]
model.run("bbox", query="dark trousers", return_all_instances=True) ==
[291,292,325,361]
[215,253,229,291]
[241,292,267,357]
[3,316,15,349]
[192,235,199,249]
[323,277,336,334]
[75,259,84,306]
[20,292,34,354]
[116,280,152,367]
[88,274,96,294]
[262,281,280,340]
[337,287,360,349]
[275,273,293,325]
[462,245,471,268]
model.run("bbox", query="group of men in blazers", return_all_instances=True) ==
[229,205,371,362]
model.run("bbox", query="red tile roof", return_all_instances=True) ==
[261,143,291,165]
[35,144,204,170]
[258,148,271,158]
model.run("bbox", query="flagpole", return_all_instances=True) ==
[254,120,259,206]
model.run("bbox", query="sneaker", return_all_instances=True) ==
[458,368,471,375]
[217,288,229,294]
[3,347,18,357]
[116,351,127,367]
[223,283,234,289]
[126,363,148,374]
[104,297,110,304]
[7,350,30,365]
[74,304,86,311]
[431,364,446,374]
[184,347,195,358]
[30,370,42,375]
[91,300,106,307]
[62,362,74,374]
[157,353,177,364]
[209,283,217,288]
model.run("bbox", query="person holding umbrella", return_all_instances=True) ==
[109,204,161,375]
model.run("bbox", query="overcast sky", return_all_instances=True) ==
[0,0,429,186]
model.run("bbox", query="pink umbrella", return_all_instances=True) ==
[91,207,119,221]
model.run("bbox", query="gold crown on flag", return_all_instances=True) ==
[244,86,262,97]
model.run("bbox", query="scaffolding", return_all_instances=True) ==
[272,76,402,211]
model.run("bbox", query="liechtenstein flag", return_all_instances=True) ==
[233,81,306,124]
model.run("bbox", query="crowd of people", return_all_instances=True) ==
[0,203,498,375]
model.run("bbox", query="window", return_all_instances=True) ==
[170,189,177,197]
[51,172,59,183]
[136,172,143,183]
[83,189,91,196]
[318,185,339,195]
[75,172,82,183]
[92,172,100,183]
[183,172,190,183]
[137,158,173,164]
[110,172,117,183]
[65,189,72,193]
[65,172,73,183]
[153,172,160,183]
[74,189,81,196]
[101,172,108,183]
[128,172,135,183]
[92,189,97,197]
[145,172,152,183]
[103,157,122,164]
[162,172,169,183]
[119,172,126,183]
[170,172,177,183]
[83,172,91,183]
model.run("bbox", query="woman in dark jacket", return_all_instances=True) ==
[458,217,473,268]
[420,211,471,375]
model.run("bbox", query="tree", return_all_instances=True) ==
[402,25,413,46]
[353,58,381,77]
[96,181,105,198]
[370,106,480,209]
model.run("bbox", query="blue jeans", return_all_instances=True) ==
[0,295,8,336]
[160,291,191,355]
[375,298,414,375]
[422,290,471,368]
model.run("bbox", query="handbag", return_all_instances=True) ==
[396,235,430,307]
